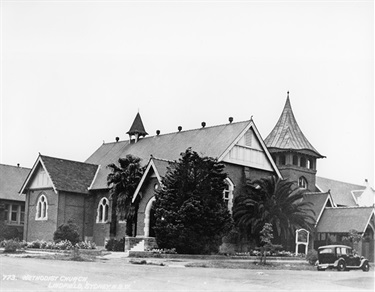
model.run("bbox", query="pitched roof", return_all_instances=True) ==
[264,95,324,158]
[86,120,252,190]
[132,157,171,203]
[21,155,99,194]
[316,207,374,233]
[316,176,365,207]
[0,164,30,201]
[302,192,333,225]
[126,112,148,136]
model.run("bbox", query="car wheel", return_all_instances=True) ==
[337,260,346,271]
[362,262,370,272]
[317,267,325,271]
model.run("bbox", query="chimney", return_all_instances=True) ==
[201,122,206,128]
[229,117,233,123]
[178,126,182,132]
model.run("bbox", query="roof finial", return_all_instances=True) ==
[287,91,289,98]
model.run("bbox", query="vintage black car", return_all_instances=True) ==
[316,245,370,272]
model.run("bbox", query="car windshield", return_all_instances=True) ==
[319,248,334,254]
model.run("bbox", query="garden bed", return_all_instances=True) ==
[128,251,306,261]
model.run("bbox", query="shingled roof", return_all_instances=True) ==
[265,94,324,158]
[316,176,365,207]
[21,155,99,195]
[317,207,374,233]
[302,192,333,225]
[0,164,30,201]
[86,120,253,190]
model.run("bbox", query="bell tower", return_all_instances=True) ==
[127,112,148,143]
[265,92,325,191]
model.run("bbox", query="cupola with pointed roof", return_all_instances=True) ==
[127,112,148,143]
[265,92,325,191]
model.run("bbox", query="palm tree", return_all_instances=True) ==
[107,155,144,237]
[233,176,315,248]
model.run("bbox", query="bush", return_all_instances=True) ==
[306,249,318,265]
[55,240,73,250]
[149,248,177,254]
[76,241,96,250]
[27,240,41,249]
[105,238,125,251]
[0,226,21,240]
[53,220,80,245]
[3,239,21,253]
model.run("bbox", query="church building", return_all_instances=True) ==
[19,93,374,258]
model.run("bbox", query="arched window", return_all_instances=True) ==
[293,155,298,166]
[298,177,308,189]
[96,197,109,223]
[223,178,234,213]
[36,194,48,220]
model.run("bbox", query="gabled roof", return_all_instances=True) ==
[20,155,99,195]
[132,157,170,203]
[316,176,365,207]
[265,94,324,158]
[302,192,333,225]
[316,207,375,233]
[0,164,30,202]
[86,119,279,190]
[126,112,148,137]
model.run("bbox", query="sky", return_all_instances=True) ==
[1,0,374,187]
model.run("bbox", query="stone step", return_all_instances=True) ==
[130,240,145,252]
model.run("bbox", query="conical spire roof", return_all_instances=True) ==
[127,112,148,137]
[265,93,324,158]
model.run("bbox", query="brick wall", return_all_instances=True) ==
[26,188,58,241]
[136,177,158,237]
[57,192,86,241]
[278,166,317,192]
[223,162,275,200]
[91,190,111,246]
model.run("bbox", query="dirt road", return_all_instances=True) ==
[0,255,373,291]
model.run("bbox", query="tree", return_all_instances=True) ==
[153,148,232,254]
[53,220,80,244]
[258,223,282,264]
[233,176,315,248]
[107,155,144,237]
[342,229,362,251]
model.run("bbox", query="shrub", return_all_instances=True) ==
[27,240,41,249]
[55,240,73,250]
[45,241,56,249]
[76,241,96,250]
[105,238,125,251]
[306,249,318,265]
[3,239,21,253]
[53,220,80,245]
[149,248,177,254]
[1,226,21,240]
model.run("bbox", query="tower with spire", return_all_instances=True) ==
[265,92,325,191]
[127,112,148,143]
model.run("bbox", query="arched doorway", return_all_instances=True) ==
[144,197,156,237]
